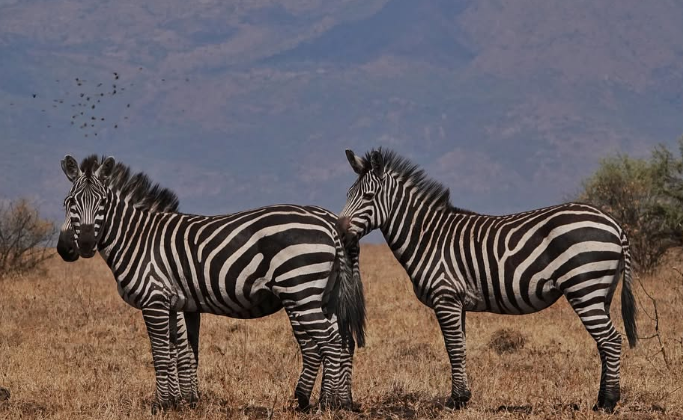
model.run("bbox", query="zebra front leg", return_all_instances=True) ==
[433,297,470,409]
[142,305,173,415]
[174,311,200,408]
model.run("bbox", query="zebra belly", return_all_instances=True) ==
[472,278,563,315]
[193,286,283,318]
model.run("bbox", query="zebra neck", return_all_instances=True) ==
[98,195,154,267]
[380,193,451,276]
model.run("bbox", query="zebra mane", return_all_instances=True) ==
[79,155,180,213]
[362,148,475,214]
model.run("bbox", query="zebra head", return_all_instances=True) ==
[339,149,388,240]
[60,155,116,258]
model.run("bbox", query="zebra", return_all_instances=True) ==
[57,211,201,408]
[338,148,637,412]
[59,154,365,413]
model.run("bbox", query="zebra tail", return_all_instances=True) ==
[620,232,638,348]
[334,224,367,349]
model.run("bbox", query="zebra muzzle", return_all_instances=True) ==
[57,229,79,262]
[76,224,98,258]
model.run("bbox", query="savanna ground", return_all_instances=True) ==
[0,244,681,419]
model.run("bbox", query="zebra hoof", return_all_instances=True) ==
[181,391,199,409]
[151,399,172,415]
[318,394,344,410]
[295,394,311,412]
[341,401,361,412]
[0,387,9,401]
[593,392,619,413]
[592,401,618,413]
[186,396,199,410]
[445,391,471,410]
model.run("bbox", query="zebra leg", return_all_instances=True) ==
[175,311,199,408]
[285,305,347,410]
[289,326,321,411]
[568,300,622,412]
[167,310,181,408]
[142,304,173,414]
[338,336,356,410]
[433,297,470,409]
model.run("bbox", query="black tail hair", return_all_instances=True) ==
[334,221,366,349]
[620,232,637,348]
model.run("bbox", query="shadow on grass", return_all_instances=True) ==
[365,392,455,419]
[0,399,54,417]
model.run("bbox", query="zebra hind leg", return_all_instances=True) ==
[167,310,181,408]
[285,304,348,410]
[586,314,622,412]
[289,327,321,411]
[565,281,622,412]
[175,311,200,408]
[433,297,471,409]
[338,336,357,411]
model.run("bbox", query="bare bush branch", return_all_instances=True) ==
[0,199,57,276]
[637,277,670,368]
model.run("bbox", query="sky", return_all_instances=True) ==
[1,0,682,241]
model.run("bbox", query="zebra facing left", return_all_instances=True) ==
[59,154,365,413]
[338,148,637,412]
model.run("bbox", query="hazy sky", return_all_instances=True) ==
[1,0,682,233]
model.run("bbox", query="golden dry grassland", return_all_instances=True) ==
[0,244,681,419]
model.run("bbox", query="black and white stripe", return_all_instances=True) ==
[59,155,365,413]
[339,149,636,412]
[58,187,201,408]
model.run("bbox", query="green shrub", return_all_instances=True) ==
[579,137,683,271]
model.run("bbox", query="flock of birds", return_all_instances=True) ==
[12,67,186,138]
[26,70,136,137]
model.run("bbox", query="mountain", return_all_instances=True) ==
[1,0,682,223]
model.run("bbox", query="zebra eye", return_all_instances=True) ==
[363,192,375,200]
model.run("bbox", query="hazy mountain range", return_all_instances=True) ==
[1,0,682,225]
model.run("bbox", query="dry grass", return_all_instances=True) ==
[0,244,682,419]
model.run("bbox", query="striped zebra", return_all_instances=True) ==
[57,208,201,408]
[59,155,365,413]
[338,148,637,412]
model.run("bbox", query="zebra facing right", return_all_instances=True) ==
[338,148,637,412]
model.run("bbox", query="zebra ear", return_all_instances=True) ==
[345,149,365,175]
[95,156,116,180]
[370,151,384,179]
[61,155,81,182]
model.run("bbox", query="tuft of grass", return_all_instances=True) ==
[488,328,526,355]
